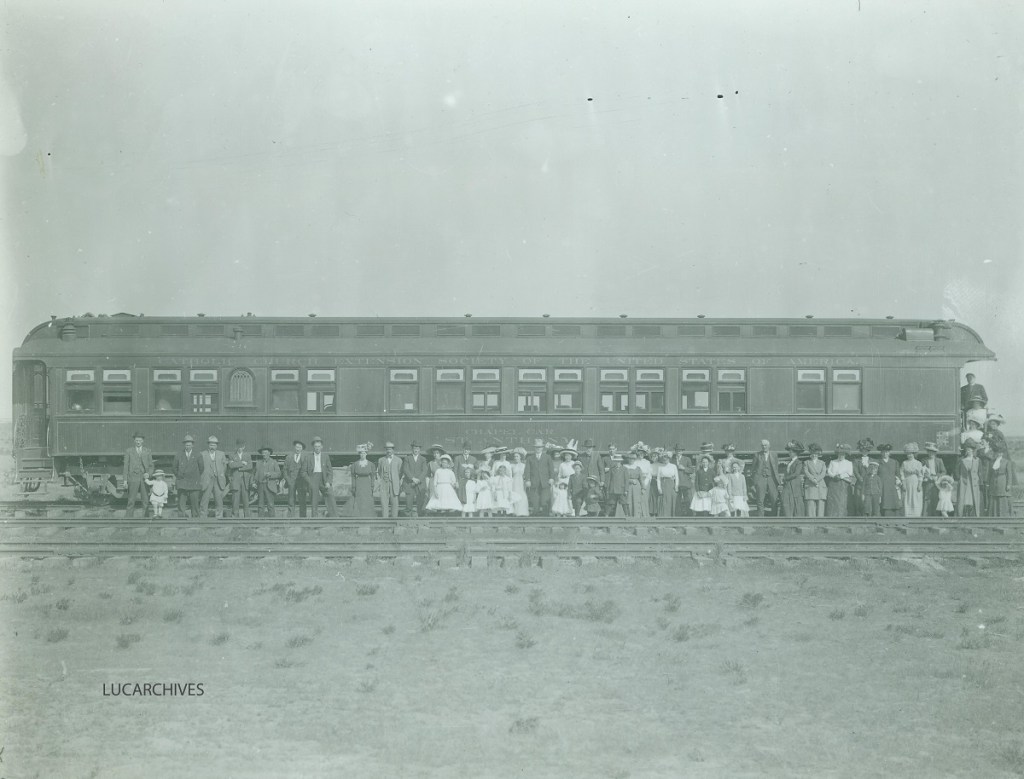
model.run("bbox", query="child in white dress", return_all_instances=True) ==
[462,470,478,518]
[551,481,571,517]
[145,470,169,518]
[490,463,513,516]
[726,461,750,517]
[709,476,731,518]
[474,466,493,517]
[425,456,464,513]
[935,474,955,518]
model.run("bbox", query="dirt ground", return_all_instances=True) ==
[2,554,1024,778]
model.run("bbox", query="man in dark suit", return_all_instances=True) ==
[254,446,282,518]
[598,444,620,486]
[672,443,694,517]
[751,439,781,517]
[282,441,308,518]
[576,439,603,485]
[227,438,254,518]
[199,435,229,518]
[123,431,155,518]
[302,436,337,517]
[172,433,204,518]
[377,441,404,518]
[401,441,430,517]
[453,442,477,505]
[960,373,988,412]
[524,439,555,515]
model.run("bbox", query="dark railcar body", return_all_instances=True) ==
[12,316,994,484]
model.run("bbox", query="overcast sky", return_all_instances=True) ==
[1,0,1021,426]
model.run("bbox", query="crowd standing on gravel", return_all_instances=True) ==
[120,403,1014,519]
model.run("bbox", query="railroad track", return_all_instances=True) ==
[1,516,1021,560]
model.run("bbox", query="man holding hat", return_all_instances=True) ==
[524,438,556,515]
[172,434,204,518]
[282,441,309,518]
[302,437,338,517]
[401,441,430,517]
[254,446,281,518]
[199,435,229,518]
[227,438,254,518]
[377,441,404,518]
[122,432,155,518]
[751,439,781,517]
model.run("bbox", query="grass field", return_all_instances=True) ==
[3,555,1024,777]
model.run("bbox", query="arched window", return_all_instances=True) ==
[228,369,254,404]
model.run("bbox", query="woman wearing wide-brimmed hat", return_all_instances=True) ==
[654,449,678,518]
[955,439,982,517]
[920,443,947,517]
[802,444,827,517]
[623,450,647,518]
[508,448,529,516]
[984,441,1016,517]
[348,443,376,518]
[877,444,902,517]
[900,443,925,517]
[851,438,875,517]
[780,441,804,517]
[825,444,854,517]
[689,454,716,516]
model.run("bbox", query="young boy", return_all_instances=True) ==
[863,461,883,517]
[568,461,587,516]
[583,475,603,517]
[145,470,169,518]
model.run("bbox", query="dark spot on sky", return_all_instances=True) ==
[735,91,739,95]
[717,94,723,98]
[587,97,593,101]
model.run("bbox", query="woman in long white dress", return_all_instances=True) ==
[509,449,529,516]
[425,455,464,513]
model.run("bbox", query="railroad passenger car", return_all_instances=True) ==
[11,315,994,492]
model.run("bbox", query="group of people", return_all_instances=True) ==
[120,405,1014,519]
[123,432,339,519]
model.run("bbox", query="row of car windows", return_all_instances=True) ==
[60,367,864,415]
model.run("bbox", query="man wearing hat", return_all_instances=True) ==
[172,434,204,518]
[604,453,628,517]
[377,441,404,518]
[672,444,694,517]
[122,432,155,518]
[751,439,781,517]
[920,442,947,517]
[454,442,477,501]
[598,444,619,490]
[401,441,430,517]
[524,438,556,515]
[254,446,281,518]
[960,373,988,427]
[227,438,254,518]
[302,437,338,517]
[199,435,229,519]
[282,441,309,518]
[576,439,603,487]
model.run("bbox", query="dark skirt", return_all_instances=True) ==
[825,479,849,517]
